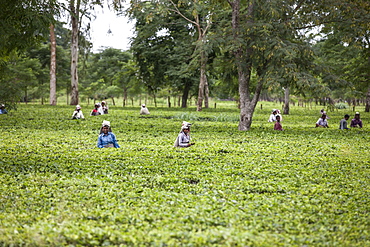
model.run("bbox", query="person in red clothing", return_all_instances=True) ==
[90,103,101,116]
[274,115,284,131]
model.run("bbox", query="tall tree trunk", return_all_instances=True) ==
[70,0,80,105]
[365,54,370,112]
[49,24,57,105]
[230,0,261,130]
[197,72,205,111]
[197,49,208,111]
[123,87,127,106]
[237,63,253,130]
[167,90,171,108]
[111,97,115,106]
[365,84,370,112]
[168,2,211,111]
[66,87,69,105]
[283,86,290,115]
[182,80,191,108]
[204,72,209,108]
[153,94,157,107]
[24,87,28,104]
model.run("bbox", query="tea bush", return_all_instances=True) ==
[335,102,349,109]
[0,103,369,246]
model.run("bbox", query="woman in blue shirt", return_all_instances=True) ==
[97,120,120,148]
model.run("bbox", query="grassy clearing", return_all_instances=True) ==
[0,103,369,246]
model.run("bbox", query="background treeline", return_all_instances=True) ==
[0,0,369,127]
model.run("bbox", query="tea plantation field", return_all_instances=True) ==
[0,103,369,246]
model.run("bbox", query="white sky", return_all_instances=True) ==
[89,7,134,52]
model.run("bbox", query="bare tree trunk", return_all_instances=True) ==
[168,1,211,111]
[366,84,370,112]
[204,74,209,108]
[283,86,290,115]
[24,87,28,104]
[230,0,261,130]
[49,24,57,105]
[197,50,208,111]
[123,87,127,106]
[66,87,69,105]
[167,90,171,108]
[70,0,80,105]
[111,97,115,106]
[197,71,205,111]
[182,80,191,108]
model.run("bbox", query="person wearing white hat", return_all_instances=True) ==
[97,120,120,148]
[90,103,101,116]
[0,104,8,114]
[320,109,330,119]
[316,113,329,128]
[268,109,277,122]
[97,102,104,115]
[71,105,85,119]
[350,112,362,128]
[101,101,109,114]
[174,121,194,147]
[140,104,150,115]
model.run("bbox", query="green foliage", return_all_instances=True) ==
[0,0,59,58]
[335,102,349,109]
[0,103,369,246]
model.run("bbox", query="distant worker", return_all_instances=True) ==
[97,120,120,148]
[71,105,85,119]
[0,104,8,114]
[350,112,362,128]
[97,102,104,115]
[320,109,330,119]
[276,109,283,121]
[174,121,194,148]
[140,104,150,115]
[101,101,109,114]
[268,109,277,122]
[316,114,329,128]
[339,114,350,130]
[274,115,284,131]
[90,103,101,116]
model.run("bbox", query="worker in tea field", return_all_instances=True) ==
[274,115,284,131]
[276,109,283,121]
[101,101,109,114]
[140,104,150,115]
[97,120,120,148]
[316,113,329,128]
[90,103,102,116]
[268,109,277,122]
[174,121,194,147]
[71,105,85,119]
[350,112,363,128]
[339,114,350,130]
[0,104,8,114]
[320,109,330,119]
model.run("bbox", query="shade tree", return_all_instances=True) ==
[317,0,370,111]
